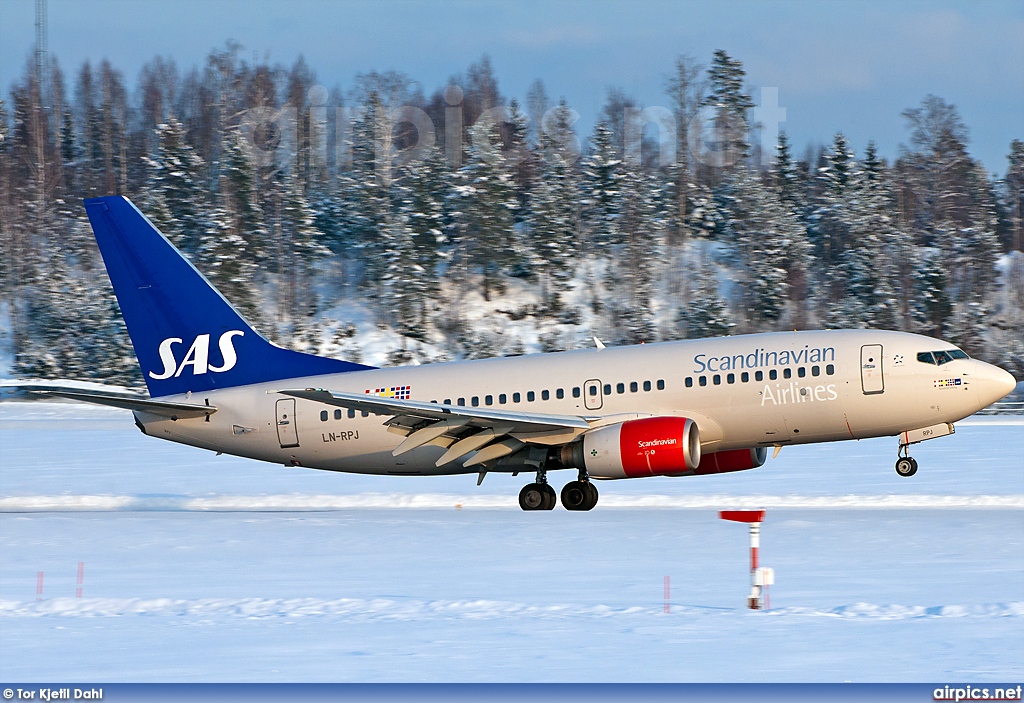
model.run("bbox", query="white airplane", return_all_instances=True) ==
[50,196,1016,511]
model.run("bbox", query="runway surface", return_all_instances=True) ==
[1,404,1022,681]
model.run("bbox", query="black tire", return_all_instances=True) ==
[895,457,918,477]
[519,483,546,510]
[582,481,599,511]
[560,481,589,511]
[540,483,557,511]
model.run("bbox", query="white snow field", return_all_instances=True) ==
[1,402,1022,682]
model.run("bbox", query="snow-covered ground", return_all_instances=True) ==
[1,403,1022,681]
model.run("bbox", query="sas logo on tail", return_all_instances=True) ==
[150,331,244,380]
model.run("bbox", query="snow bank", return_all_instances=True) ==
[2,596,1020,620]
[3,493,1022,512]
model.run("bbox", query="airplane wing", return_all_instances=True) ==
[34,389,217,419]
[277,388,593,468]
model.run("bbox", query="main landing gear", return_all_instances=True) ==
[560,471,599,511]
[519,471,557,511]
[895,445,918,477]
[518,471,599,511]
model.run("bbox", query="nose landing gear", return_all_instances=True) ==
[895,443,918,478]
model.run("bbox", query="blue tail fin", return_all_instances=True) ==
[84,196,373,398]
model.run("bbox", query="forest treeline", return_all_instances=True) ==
[0,46,1022,388]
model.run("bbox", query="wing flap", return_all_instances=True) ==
[277,388,590,433]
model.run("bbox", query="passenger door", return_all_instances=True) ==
[275,398,300,448]
[860,344,884,395]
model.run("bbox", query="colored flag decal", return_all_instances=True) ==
[934,378,962,388]
[365,385,411,399]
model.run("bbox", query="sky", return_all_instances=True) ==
[0,0,1021,174]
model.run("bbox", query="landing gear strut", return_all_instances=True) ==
[560,470,599,511]
[519,471,557,511]
[895,445,918,477]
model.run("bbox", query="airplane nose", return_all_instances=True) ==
[975,361,1018,409]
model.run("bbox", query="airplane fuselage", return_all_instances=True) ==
[133,329,1008,477]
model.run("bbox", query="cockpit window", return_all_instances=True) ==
[918,349,970,366]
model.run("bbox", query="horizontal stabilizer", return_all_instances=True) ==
[38,390,216,419]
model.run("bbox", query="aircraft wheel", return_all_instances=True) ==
[582,481,599,511]
[519,483,548,511]
[560,481,590,511]
[895,456,918,477]
[540,483,557,510]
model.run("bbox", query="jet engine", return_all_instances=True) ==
[560,418,769,480]
[692,447,767,475]
[562,416,702,479]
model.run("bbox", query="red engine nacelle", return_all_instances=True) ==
[578,416,701,479]
[693,447,768,475]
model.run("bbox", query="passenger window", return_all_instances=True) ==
[769,369,778,381]
[811,366,820,377]
[616,383,625,394]
[499,394,507,404]
[348,408,356,418]
[755,371,763,382]
[572,387,581,398]
[741,372,749,383]
[541,390,550,401]
[657,379,665,390]
[320,410,328,422]
[527,391,536,402]
[588,386,597,396]
[685,377,693,388]
[443,399,451,405]
[699,376,707,387]
[783,368,792,379]
[629,381,637,392]
[457,398,466,406]
[643,380,651,391]
[485,395,493,406]
[513,392,521,403]
[556,388,565,399]
[603,384,612,395]
[727,373,735,384]
[361,411,369,417]
[797,367,806,378]
[334,409,342,420]
[826,364,835,375]
[472,397,479,407]
[713,374,721,385]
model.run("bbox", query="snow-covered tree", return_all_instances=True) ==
[678,246,733,338]
[145,116,208,254]
[450,112,519,301]
[719,166,803,329]
[529,99,580,310]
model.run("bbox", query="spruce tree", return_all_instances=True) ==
[702,50,754,168]
[529,99,579,310]
[451,112,519,301]
[145,116,208,254]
